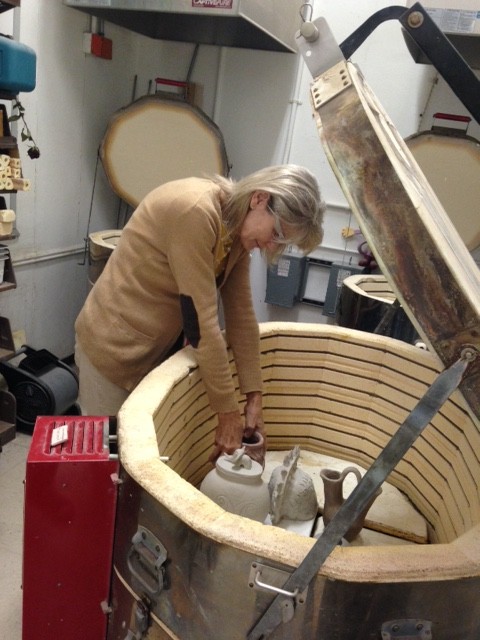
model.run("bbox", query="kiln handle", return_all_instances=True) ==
[432,112,472,135]
[127,526,168,597]
[247,350,474,640]
[253,571,299,599]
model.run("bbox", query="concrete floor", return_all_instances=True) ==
[0,431,31,640]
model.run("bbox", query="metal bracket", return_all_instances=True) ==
[295,17,344,79]
[124,598,152,640]
[337,2,480,127]
[127,525,168,597]
[311,60,352,109]
[248,562,308,607]
[248,562,308,625]
[381,619,432,639]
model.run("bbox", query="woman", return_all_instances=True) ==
[75,164,325,463]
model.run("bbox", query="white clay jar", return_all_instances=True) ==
[200,448,270,523]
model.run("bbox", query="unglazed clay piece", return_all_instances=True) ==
[200,448,270,523]
[268,446,318,525]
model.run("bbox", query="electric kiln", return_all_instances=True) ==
[23,4,480,639]
[106,5,480,639]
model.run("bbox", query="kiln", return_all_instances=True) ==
[105,5,480,639]
[22,4,480,638]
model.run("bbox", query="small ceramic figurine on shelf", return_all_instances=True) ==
[268,446,318,526]
[199,447,270,523]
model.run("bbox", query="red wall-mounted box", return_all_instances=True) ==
[23,416,119,640]
[91,33,112,60]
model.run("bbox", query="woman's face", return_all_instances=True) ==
[239,191,288,252]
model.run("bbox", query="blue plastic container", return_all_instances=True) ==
[0,36,36,93]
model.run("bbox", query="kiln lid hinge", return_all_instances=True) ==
[381,618,433,639]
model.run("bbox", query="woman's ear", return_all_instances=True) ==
[249,190,270,209]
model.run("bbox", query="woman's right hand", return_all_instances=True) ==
[208,410,243,464]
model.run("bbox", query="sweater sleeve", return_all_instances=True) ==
[220,249,263,395]
[165,202,239,414]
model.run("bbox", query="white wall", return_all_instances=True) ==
[0,1,221,357]
[0,0,475,356]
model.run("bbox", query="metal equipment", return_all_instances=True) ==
[0,345,80,433]
[22,415,119,640]
[108,5,479,639]
[63,0,299,53]
[246,6,480,637]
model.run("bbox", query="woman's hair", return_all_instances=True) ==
[213,164,326,260]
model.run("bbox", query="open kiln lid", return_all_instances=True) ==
[297,21,480,421]
[100,94,229,208]
[406,125,480,252]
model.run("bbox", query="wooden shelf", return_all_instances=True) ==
[0,388,16,448]
[0,1,20,13]
[0,231,18,242]
[0,280,15,292]
[0,136,18,150]
[0,247,16,292]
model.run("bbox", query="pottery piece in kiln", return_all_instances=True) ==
[268,446,318,525]
[320,466,382,541]
[200,448,270,523]
[241,430,266,468]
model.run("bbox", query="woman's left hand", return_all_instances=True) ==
[209,410,244,464]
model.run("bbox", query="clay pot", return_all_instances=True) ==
[242,430,265,468]
[320,466,382,541]
[200,448,270,523]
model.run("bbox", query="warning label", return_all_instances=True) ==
[192,0,233,8]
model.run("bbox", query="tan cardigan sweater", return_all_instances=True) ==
[75,178,262,413]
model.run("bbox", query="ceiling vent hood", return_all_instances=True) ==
[63,0,299,53]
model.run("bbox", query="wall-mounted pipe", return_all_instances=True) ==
[12,245,85,268]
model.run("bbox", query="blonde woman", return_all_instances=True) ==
[75,164,325,464]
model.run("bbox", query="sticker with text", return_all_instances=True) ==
[192,0,233,8]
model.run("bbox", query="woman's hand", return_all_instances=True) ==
[209,410,244,463]
[243,391,266,467]
[208,393,266,465]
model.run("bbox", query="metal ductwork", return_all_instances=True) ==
[63,0,300,53]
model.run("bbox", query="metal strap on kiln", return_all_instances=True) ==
[247,350,474,640]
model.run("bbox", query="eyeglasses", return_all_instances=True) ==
[267,205,288,244]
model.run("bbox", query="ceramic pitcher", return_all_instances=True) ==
[320,466,382,541]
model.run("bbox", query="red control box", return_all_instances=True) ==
[23,416,119,639]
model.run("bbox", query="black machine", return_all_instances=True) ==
[0,345,80,433]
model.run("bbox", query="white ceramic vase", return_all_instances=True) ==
[200,448,270,523]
